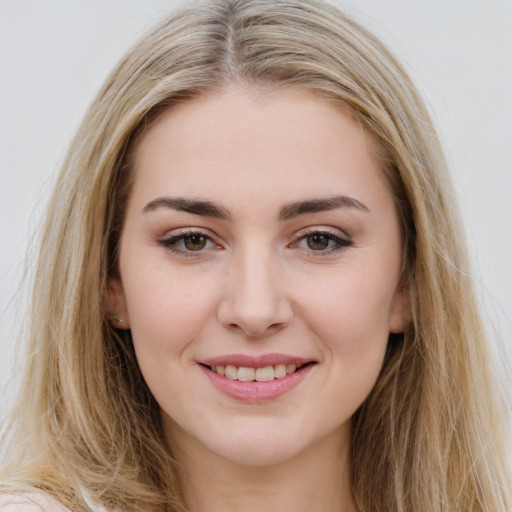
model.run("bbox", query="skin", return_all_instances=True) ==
[109,87,410,512]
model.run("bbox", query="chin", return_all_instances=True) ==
[198,415,340,468]
[210,435,305,467]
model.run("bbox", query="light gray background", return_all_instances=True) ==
[1,1,511,410]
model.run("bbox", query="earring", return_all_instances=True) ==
[111,315,124,326]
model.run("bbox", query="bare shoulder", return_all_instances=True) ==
[0,494,71,512]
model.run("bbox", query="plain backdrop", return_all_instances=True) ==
[1,0,511,412]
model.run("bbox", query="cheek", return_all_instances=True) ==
[291,263,397,404]
[124,265,220,363]
[124,268,222,422]
[299,270,393,412]
[298,268,396,347]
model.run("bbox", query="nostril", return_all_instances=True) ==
[225,320,287,338]
[216,275,293,336]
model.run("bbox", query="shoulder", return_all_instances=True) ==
[0,494,71,512]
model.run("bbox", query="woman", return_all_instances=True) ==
[0,0,510,510]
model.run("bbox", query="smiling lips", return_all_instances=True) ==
[200,354,316,402]
[210,363,299,382]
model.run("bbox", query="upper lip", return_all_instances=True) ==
[200,353,315,368]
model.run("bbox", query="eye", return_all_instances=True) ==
[159,229,219,255]
[305,233,335,251]
[181,234,209,251]
[292,229,352,253]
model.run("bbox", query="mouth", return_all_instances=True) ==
[205,362,313,382]
[198,356,317,402]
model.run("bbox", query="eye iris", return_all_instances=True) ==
[307,234,330,250]
[184,235,207,251]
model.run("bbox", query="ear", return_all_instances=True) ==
[388,280,411,334]
[107,278,131,329]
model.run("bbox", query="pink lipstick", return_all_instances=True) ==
[198,353,316,403]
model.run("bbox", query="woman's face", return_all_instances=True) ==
[110,88,409,466]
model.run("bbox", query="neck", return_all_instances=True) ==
[169,426,356,512]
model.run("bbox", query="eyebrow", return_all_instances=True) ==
[279,195,369,220]
[143,197,231,220]
[142,194,369,221]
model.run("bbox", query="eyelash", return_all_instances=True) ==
[158,228,353,256]
[158,228,219,257]
[290,228,353,255]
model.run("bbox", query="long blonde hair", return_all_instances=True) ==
[1,0,510,510]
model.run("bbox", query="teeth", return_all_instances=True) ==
[286,364,297,374]
[274,364,286,378]
[225,365,238,380]
[210,363,303,381]
[237,367,255,381]
[255,366,274,382]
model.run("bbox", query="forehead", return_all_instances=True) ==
[127,87,393,218]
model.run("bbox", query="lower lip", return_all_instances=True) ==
[200,364,315,403]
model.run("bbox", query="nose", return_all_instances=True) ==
[217,247,293,337]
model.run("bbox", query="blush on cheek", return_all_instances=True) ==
[299,281,393,351]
